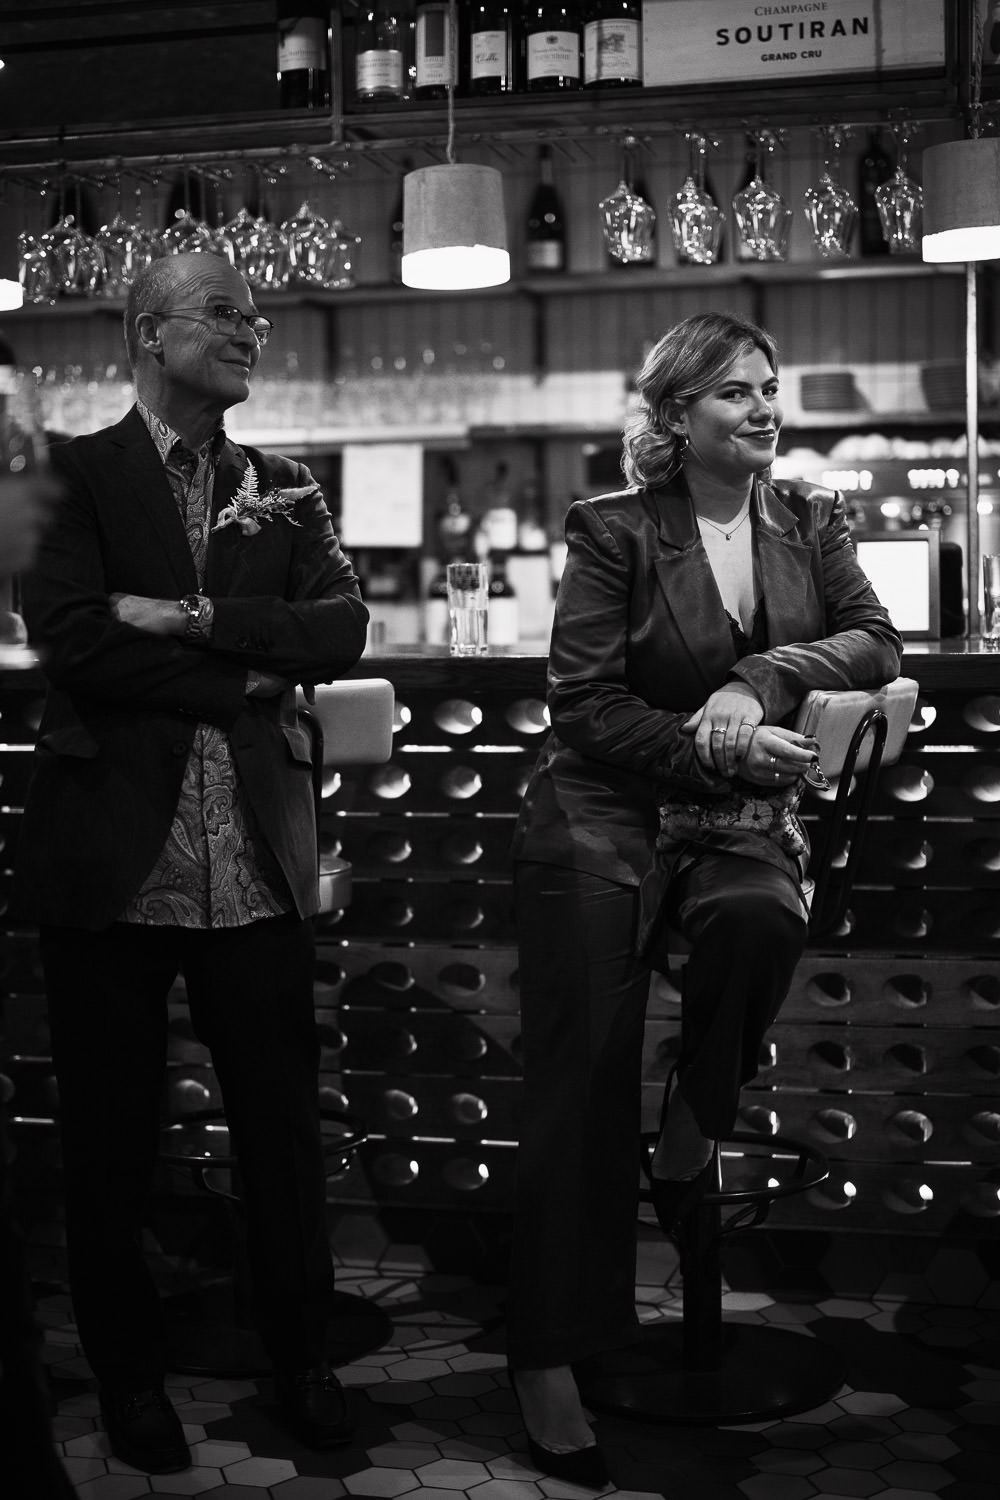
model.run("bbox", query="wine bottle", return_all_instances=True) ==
[583,0,642,89]
[467,2,514,95]
[478,476,520,645]
[525,144,567,273]
[414,0,457,98]
[356,2,406,102]
[524,3,582,92]
[487,551,520,645]
[425,462,472,645]
[857,129,894,257]
[277,3,331,110]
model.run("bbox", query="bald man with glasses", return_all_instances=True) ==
[13,252,369,1473]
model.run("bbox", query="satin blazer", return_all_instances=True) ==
[511,475,903,887]
[13,407,369,930]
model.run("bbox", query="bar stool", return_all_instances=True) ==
[160,676,395,1376]
[577,678,918,1425]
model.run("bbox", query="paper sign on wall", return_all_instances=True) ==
[340,442,424,548]
[642,0,946,88]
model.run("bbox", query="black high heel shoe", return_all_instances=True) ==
[643,1066,718,1236]
[508,1371,611,1490]
[525,1434,611,1490]
[647,1153,717,1237]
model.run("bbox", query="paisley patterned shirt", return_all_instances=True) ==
[119,402,291,928]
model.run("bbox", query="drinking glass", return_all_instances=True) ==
[876,121,923,255]
[982,555,1000,650]
[669,132,723,266]
[732,129,792,261]
[600,135,656,265]
[446,561,489,656]
[803,125,857,259]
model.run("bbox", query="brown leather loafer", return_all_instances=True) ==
[98,1384,189,1474]
[274,1362,355,1448]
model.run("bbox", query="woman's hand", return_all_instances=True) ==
[683,685,764,777]
[684,686,818,784]
[737,725,819,786]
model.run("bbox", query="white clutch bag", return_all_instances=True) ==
[793,677,918,777]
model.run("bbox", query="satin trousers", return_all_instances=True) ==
[41,914,336,1387]
[506,853,807,1371]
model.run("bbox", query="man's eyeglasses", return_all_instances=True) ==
[152,303,273,345]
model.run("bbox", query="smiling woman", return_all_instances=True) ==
[504,310,903,1477]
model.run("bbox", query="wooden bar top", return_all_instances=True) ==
[347,639,1000,695]
[3,639,1000,695]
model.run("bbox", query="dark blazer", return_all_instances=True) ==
[13,407,369,930]
[511,475,903,886]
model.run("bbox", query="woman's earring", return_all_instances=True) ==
[676,430,690,461]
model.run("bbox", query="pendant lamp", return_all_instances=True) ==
[922,135,1000,262]
[401,0,509,290]
[0,280,22,310]
[920,10,1000,641]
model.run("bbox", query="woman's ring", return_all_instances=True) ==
[769,754,776,767]
[711,727,724,736]
[775,770,781,781]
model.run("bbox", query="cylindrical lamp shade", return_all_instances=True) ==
[922,137,1000,262]
[401,163,510,290]
[0,279,22,311]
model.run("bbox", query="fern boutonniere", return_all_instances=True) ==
[211,461,316,537]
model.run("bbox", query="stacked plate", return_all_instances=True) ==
[920,362,965,411]
[799,370,861,412]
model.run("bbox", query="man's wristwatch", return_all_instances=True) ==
[178,593,214,643]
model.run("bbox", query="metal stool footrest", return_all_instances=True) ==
[579,1131,843,1424]
[159,1106,385,1376]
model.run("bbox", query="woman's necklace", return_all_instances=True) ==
[696,498,751,542]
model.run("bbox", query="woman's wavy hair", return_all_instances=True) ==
[621,312,779,489]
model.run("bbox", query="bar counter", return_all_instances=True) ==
[2,644,999,1240]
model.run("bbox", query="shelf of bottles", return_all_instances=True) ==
[0,1,961,175]
[341,1,959,143]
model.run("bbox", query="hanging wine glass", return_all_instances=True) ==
[95,170,140,297]
[225,205,261,281]
[247,214,291,291]
[282,199,333,287]
[803,124,857,259]
[41,177,106,296]
[669,131,723,266]
[732,128,793,262]
[322,215,361,290]
[600,135,656,265]
[127,171,165,273]
[303,156,361,291]
[161,170,214,256]
[196,165,237,262]
[18,180,56,305]
[876,119,923,255]
[247,164,291,291]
